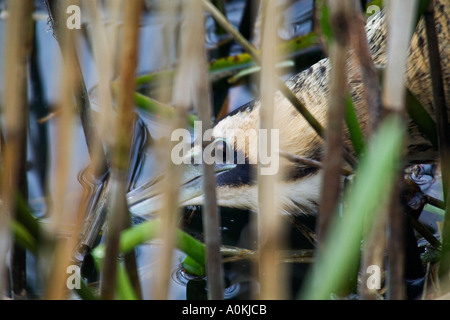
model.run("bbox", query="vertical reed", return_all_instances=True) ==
[152,0,198,300]
[82,0,118,173]
[257,0,285,300]
[382,0,418,300]
[44,0,80,300]
[44,0,108,177]
[190,0,225,300]
[1,0,34,299]
[423,1,450,287]
[350,2,384,300]
[317,0,355,243]
[100,0,142,300]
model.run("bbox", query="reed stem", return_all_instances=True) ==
[192,0,225,300]
[100,0,142,300]
[1,0,34,299]
[423,1,450,285]
[382,0,418,300]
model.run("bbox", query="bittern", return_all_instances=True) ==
[127,0,449,218]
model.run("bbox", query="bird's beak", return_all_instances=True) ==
[126,162,236,218]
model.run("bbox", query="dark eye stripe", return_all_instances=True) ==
[216,163,256,187]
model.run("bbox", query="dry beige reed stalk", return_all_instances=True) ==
[382,0,418,112]
[83,0,119,158]
[257,0,286,300]
[100,0,142,300]
[73,1,124,270]
[104,0,125,79]
[143,0,179,300]
[189,0,225,300]
[382,0,418,300]
[1,0,34,299]
[151,0,195,300]
[73,0,117,257]
[44,0,81,300]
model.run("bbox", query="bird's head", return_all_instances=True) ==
[127,97,326,219]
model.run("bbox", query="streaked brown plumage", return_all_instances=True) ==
[127,0,449,217]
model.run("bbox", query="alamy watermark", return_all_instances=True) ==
[66,265,81,290]
[66,5,81,30]
[366,265,381,290]
[366,5,381,16]
[170,121,280,176]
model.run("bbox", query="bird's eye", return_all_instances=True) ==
[213,138,233,164]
